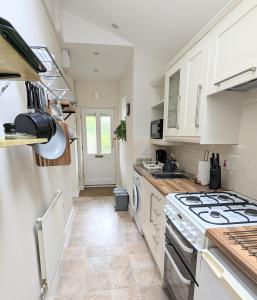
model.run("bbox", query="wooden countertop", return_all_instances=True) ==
[207,226,257,285]
[134,165,217,195]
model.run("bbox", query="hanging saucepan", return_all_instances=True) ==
[14,111,56,141]
[32,121,66,159]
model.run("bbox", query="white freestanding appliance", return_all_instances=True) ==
[132,171,143,234]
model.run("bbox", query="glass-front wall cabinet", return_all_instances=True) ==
[164,62,182,137]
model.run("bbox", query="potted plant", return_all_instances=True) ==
[114,120,126,141]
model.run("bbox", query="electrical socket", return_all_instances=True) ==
[223,159,231,170]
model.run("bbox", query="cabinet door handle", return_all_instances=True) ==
[176,95,181,129]
[95,154,103,158]
[195,84,202,128]
[150,193,154,223]
[214,67,256,86]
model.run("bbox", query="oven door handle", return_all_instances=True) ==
[166,224,193,254]
[165,249,192,286]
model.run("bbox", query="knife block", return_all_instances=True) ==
[209,167,221,190]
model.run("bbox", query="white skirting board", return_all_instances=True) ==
[36,190,65,289]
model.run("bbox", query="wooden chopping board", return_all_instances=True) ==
[207,226,257,284]
[34,121,71,167]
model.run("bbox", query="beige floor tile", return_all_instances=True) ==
[124,232,144,243]
[68,236,88,247]
[84,291,112,300]
[51,295,85,300]
[110,269,136,289]
[87,256,110,272]
[129,253,156,270]
[62,247,87,261]
[59,259,87,274]
[87,255,131,272]
[54,274,85,296]
[133,267,161,287]
[50,197,165,298]
[87,244,125,257]
[111,288,141,300]
[85,272,112,292]
[108,255,131,270]
[139,286,170,300]
[125,241,149,254]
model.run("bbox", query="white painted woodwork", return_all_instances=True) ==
[141,178,165,273]
[179,36,210,137]
[82,108,116,185]
[207,0,257,94]
[164,59,186,137]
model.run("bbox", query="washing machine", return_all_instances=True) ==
[132,170,143,235]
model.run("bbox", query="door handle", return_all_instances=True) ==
[214,67,256,86]
[95,154,103,158]
[195,84,202,128]
[176,95,181,129]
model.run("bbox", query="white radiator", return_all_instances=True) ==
[36,190,65,288]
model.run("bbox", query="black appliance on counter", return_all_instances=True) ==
[156,149,167,164]
[151,119,163,139]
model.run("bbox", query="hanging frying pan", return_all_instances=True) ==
[32,121,66,159]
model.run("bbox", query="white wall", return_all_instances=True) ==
[0,1,76,299]
[76,80,119,109]
[118,53,134,196]
[118,49,163,203]
[171,89,257,200]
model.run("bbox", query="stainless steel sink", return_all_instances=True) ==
[152,172,189,179]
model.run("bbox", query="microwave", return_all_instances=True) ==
[151,119,163,139]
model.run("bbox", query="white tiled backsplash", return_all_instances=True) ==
[171,93,257,201]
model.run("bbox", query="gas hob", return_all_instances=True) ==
[165,191,257,250]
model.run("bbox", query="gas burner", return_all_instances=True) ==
[244,208,257,216]
[210,211,221,218]
[186,196,201,203]
[218,195,232,201]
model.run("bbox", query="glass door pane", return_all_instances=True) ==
[100,115,111,154]
[85,114,97,154]
[168,70,180,129]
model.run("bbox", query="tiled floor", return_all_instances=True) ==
[49,196,170,300]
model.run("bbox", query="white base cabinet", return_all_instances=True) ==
[195,249,257,300]
[142,177,165,273]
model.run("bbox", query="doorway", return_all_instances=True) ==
[82,108,116,186]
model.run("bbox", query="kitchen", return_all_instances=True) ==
[1,0,257,300]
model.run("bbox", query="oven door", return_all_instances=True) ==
[164,235,195,300]
[166,218,197,276]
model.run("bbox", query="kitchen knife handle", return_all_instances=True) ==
[25,81,33,109]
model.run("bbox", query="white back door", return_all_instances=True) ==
[82,108,116,186]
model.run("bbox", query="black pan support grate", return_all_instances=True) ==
[189,204,257,225]
[175,192,248,207]
[224,229,257,258]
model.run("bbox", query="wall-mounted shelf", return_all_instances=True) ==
[31,46,71,99]
[0,18,46,81]
[0,138,48,148]
[0,36,41,81]
[69,137,78,145]
[150,138,180,146]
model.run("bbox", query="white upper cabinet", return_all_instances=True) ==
[207,0,257,94]
[164,60,186,137]
[164,36,210,141]
[179,36,210,138]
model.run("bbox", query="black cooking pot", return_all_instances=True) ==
[14,111,56,141]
